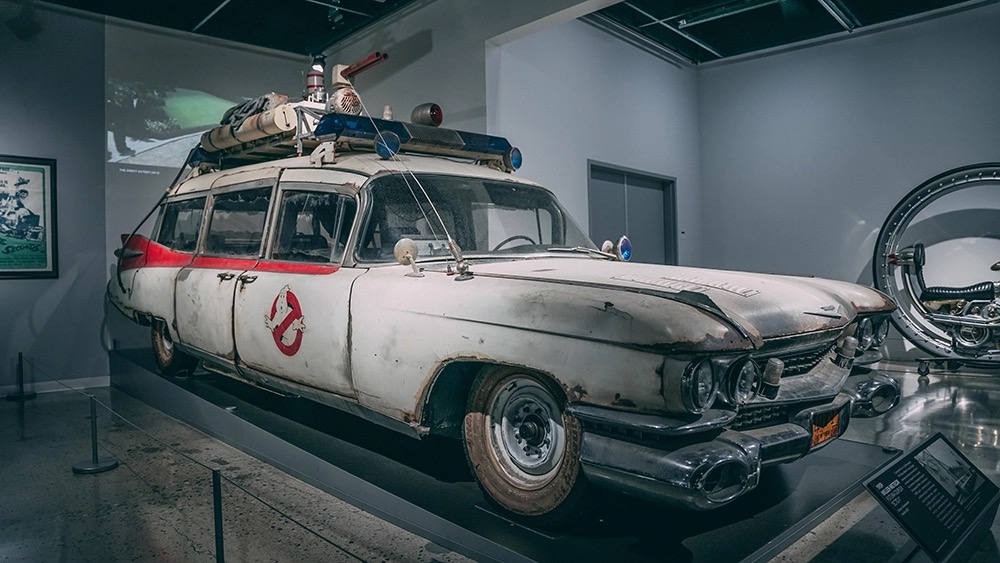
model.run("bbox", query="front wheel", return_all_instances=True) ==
[463,366,590,525]
[151,319,198,376]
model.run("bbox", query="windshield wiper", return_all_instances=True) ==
[547,246,616,260]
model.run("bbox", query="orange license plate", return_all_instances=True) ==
[810,412,841,447]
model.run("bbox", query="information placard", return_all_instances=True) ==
[864,433,999,561]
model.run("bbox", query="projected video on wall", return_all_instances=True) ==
[106,80,237,168]
[104,25,304,174]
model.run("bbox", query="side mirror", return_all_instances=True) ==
[394,238,424,277]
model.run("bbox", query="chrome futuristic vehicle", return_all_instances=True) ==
[873,163,1000,366]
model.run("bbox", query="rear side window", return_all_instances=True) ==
[272,191,356,263]
[204,188,272,257]
[155,197,205,252]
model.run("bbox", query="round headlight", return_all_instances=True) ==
[727,358,761,405]
[857,318,874,350]
[683,359,718,413]
[873,317,890,346]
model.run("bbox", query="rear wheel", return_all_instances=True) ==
[463,366,590,525]
[151,319,197,376]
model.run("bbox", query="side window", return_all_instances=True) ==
[204,187,272,257]
[272,191,357,263]
[155,197,205,252]
[359,175,456,262]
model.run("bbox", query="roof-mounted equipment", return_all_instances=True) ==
[314,112,522,172]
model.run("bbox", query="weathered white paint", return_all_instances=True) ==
[234,269,365,397]
[175,268,243,358]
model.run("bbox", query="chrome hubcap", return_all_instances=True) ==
[489,378,565,480]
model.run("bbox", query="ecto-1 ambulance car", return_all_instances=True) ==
[108,97,900,525]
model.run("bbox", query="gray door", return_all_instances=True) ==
[588,162,676,265]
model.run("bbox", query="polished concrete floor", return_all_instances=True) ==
[1,386,471,562]
[775,360,1000,563]
[2,360,1000,562]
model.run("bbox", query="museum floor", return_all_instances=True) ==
[2,359,1000,562]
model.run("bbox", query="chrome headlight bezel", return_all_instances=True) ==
[725,357,761,406]
[873,316,891,346]
[857,317,875,350]
[682,358,718,414]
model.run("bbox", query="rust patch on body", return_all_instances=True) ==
[612,393,637,408]
[567,384,587,402]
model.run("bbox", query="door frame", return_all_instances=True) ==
[586,160,678,265]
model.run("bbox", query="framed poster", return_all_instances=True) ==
[0,155,57,279]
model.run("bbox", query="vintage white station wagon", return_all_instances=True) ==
[108,101,901,524]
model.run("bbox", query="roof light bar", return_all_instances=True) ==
[314,112,520,170]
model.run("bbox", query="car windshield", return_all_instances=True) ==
[357,173,596,262]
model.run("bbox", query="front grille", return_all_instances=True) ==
[730,404,789,430]
[753,343,834,377]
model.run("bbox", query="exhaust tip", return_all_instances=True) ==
[700,460,750,504]
[868,384,900,415]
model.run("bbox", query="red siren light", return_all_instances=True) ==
[411,103,443,127]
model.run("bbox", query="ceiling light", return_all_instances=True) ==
[677,0,783,29]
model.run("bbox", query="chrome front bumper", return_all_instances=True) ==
[572,393,853,510]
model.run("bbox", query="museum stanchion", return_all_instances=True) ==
[213,468,225,563]
[6,352,36,402]
[72,394,120,474]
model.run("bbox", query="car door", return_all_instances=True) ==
[174,171,276,362]
[233,168,366,397]
[117,194,204,326]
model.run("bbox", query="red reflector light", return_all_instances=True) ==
[411,103,443,127]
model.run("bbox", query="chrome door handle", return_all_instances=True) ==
[239,274,258,284]
[217,272,236,281]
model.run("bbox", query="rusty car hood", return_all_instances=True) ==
[469,258,894,343]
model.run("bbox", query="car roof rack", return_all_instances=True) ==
[198,102,522,173]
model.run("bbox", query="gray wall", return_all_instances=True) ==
[330,0,620,133]
[491,19,702,265]
[697,4,1000,282]
[0,3,107,389]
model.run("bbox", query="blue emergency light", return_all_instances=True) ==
[315,112,522,170]
[617,236,632,262]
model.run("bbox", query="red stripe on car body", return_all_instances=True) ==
[117,235,339,275]
[118,235,194,271]
[191,256,260,270]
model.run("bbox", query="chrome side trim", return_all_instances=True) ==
[566,405,736,436]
